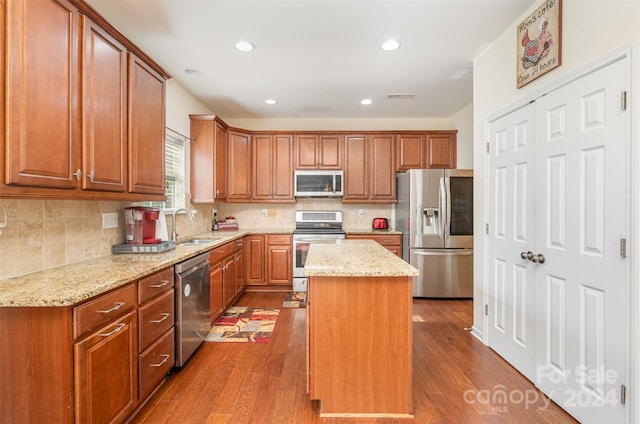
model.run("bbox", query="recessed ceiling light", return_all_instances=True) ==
[381,40,401,51]
[184,68,202,76]
[235,41,255,52]
[361,98,373,105]
[265,99,277,105]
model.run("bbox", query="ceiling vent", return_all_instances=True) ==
[386,93,415,99]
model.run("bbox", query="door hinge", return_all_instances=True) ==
[485,304,489,316]
[485,223,489,234]
[621,384,627,405]
[620,238,627,258]
[486,142,490,154]
[621,91,627,110]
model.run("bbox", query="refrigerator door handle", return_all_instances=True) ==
[440,177,448,240]
[412,250,473,257]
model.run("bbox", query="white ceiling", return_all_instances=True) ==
[86,0,535,120]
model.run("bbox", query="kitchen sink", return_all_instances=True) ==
[179,238,217,246]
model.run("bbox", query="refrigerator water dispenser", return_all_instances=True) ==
[422,208,440,235]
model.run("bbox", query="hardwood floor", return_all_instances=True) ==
[130,292,578,424]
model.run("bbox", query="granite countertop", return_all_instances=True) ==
[0,228,293,308]
[304,239,418,278]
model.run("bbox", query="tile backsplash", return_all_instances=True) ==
[0,198,391,280]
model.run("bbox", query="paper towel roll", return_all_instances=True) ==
[156,211,170,241]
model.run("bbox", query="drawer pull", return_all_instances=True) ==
[383,239,393,243]
[149,280,171,288]
[149,313,171,323]
[149,354,170,367]
[97,302,125,314]
[98,323,126,337]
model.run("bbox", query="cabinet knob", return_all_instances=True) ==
[74,169,82,180]
[88,171,95,182]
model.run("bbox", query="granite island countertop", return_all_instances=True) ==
[0,228,293,307]
[304,239,418,277]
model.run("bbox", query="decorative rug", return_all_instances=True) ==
[283,291,307,308]
[206,307,279,343]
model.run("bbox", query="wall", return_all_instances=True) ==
[449,103,473,169]
[472,1,640,337]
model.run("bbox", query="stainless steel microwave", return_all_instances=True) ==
[294,170,343,197]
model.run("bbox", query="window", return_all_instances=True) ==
[145,129,187,210]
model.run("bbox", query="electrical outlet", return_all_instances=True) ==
[102,212,119,229]
[358,208,364,216]
[262,209,268,217]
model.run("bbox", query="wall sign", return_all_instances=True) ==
[516,0,562,88]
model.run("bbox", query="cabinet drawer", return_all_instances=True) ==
[139,327,175,400]
[138,267,174,304]
[138,290,174,352]
[73,283,137,340]
[348,234,401,247]
[209,242,234,263]
[267,234,292,245]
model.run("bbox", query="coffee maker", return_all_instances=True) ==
[125,207,161,244]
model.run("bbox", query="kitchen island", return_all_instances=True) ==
[304,239,418,418]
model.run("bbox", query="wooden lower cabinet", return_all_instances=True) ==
[0,267,175,423]
[75,310,138,424]
[137,269,174,401]
[267,234,292,284]
[244,234,292,287]
[346,234,402,257]
[209,240,246,323]
[308,275,413,417]
[234,238,246,296]
[210,259,224,321]
[245,235,266,285]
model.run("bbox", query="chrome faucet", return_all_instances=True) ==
[171,208,195,242]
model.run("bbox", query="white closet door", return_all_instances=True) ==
[534,57,628,423]
[487,103,537,380]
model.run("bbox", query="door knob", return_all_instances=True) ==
[520,251,534,260]
[531,254,545,264]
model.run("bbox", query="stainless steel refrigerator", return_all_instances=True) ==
[396,169,473,298]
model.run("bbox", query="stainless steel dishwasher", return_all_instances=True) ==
[174,252,210,367]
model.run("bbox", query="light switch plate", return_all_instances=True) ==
[102,212,119,229]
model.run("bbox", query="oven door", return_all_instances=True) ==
[292,233,345,278]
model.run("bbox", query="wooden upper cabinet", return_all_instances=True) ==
[344,134,395,202]
[395,131,457,171]
[127,53,166,195]
[227,130,252,201]
[82,16,128,192]
[252,134,294,202]
[425,132,457,169]
[2,0,169,200]
[214,123,228,199]
[189,115,228,202]
[252,135,272,200]
[369,134,396,201]
[295,134,342,169]
[396,134,424,171]
[5,0,81,189]
[343,135,368,201]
